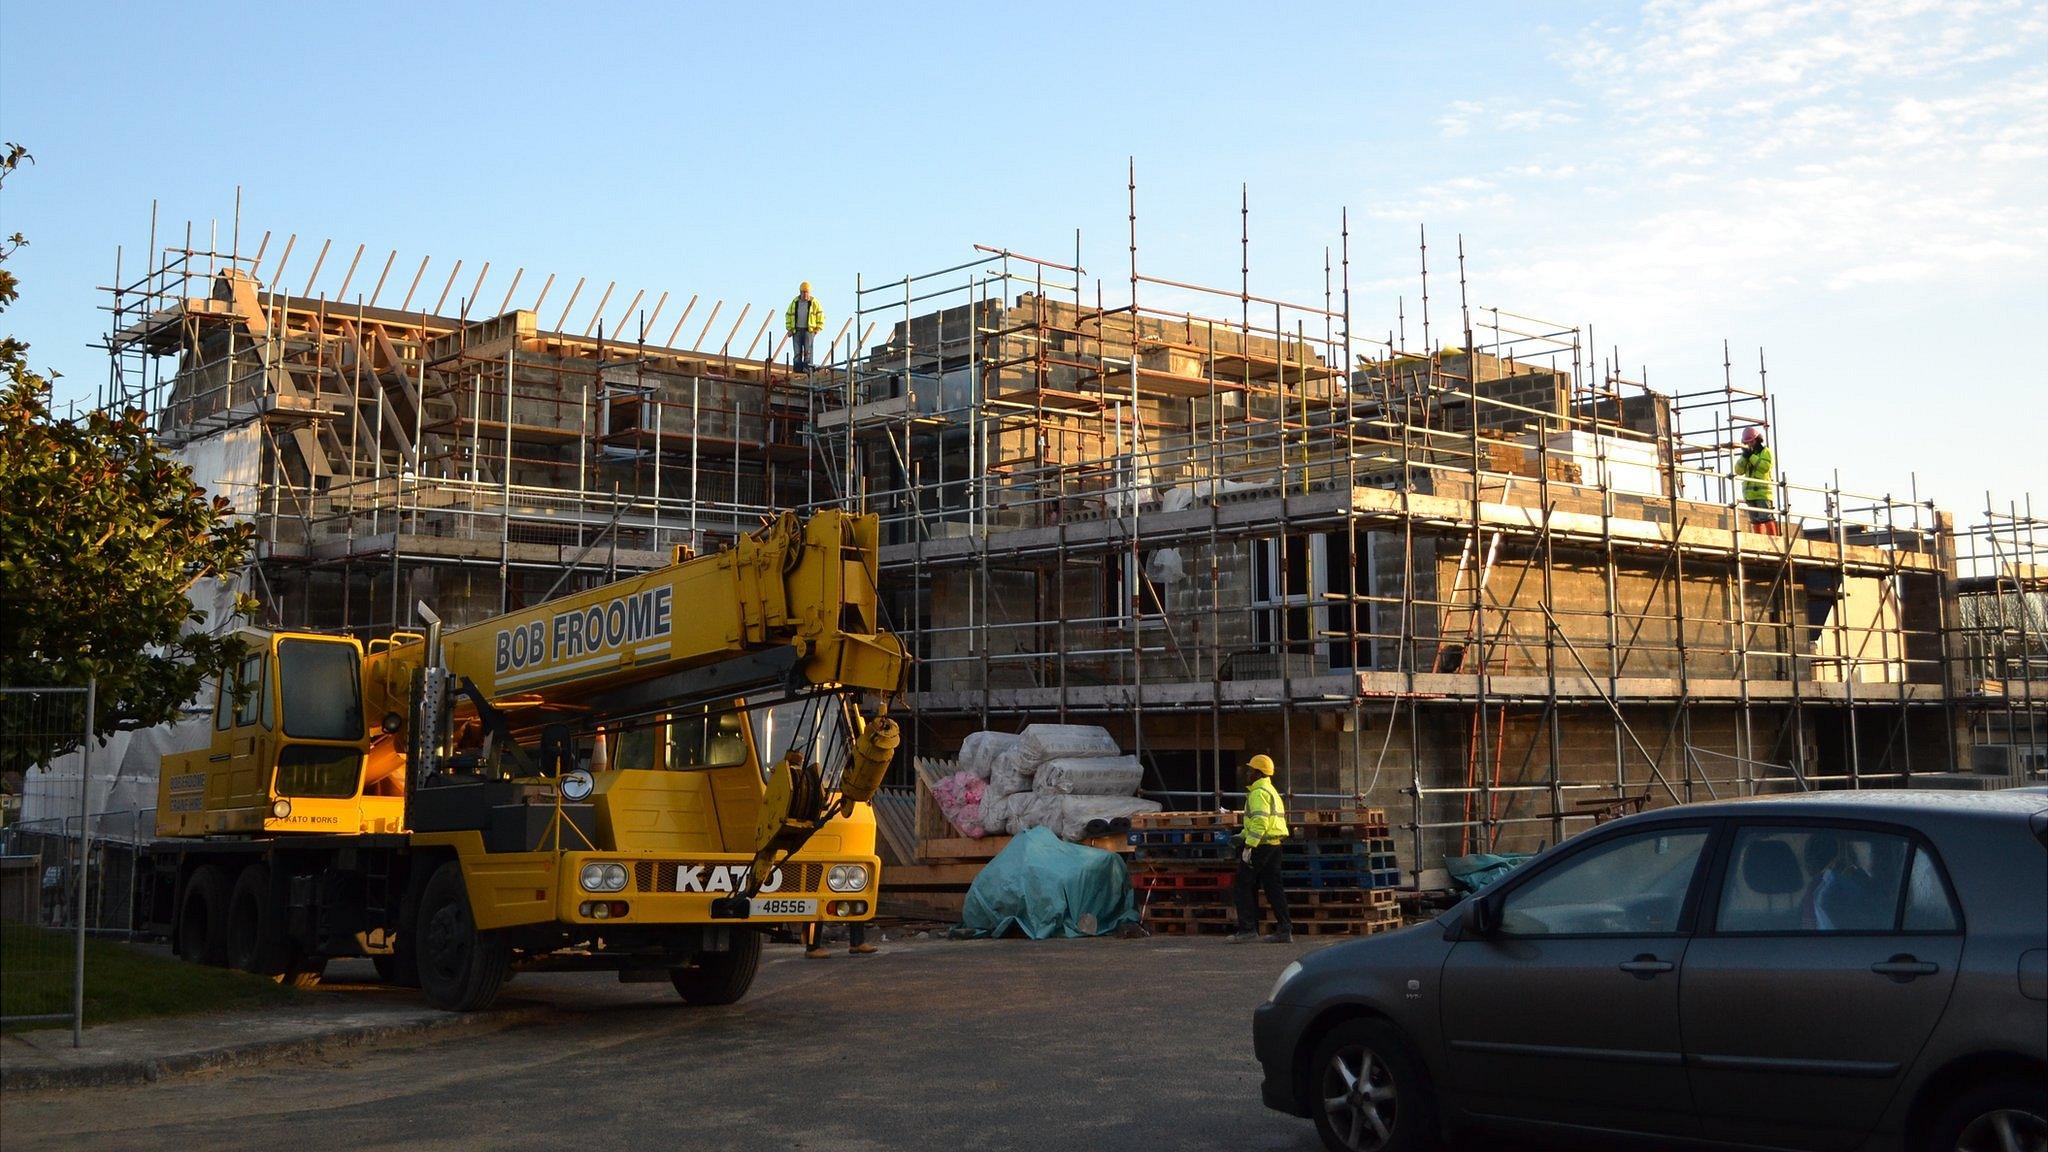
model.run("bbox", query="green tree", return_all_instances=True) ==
[0,143,255,775]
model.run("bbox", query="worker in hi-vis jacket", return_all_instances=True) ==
[1230,754,1293,943]
[786,282,825,374]
[1737,426,1778,537]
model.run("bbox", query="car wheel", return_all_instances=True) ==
[1308,1019,1440,1152]
[1931,1080,2048,1152]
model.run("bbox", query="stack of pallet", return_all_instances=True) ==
[1128,809,1403,937]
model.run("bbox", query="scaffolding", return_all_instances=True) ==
[801,179,2044,875]
[101,211,838,639]
[101,190,2046,880]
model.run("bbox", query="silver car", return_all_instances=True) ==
[1253,790,2048,1152]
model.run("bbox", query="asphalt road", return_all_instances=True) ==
[6,934,1352,1152]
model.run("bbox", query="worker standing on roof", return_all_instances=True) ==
[786,282,825,374]
[1737,427,1778,537]
[1230,754,1293,943]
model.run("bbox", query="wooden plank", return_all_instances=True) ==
[920,834,1008,861]
[882,862,986,886]
[879,891,964,920]
[871,788,918,868]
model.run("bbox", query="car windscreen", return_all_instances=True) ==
[277,639,364,741]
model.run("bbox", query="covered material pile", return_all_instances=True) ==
[956,827,1140,939]
[959,725,1160,842]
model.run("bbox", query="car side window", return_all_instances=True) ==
[1900,846,1960,932]
[1497,827,1710,937]
[1715,825,1913,934]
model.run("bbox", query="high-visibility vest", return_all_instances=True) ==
[786,295,825,334]
[1243,776,1289,846]
[1738,445,1774,504]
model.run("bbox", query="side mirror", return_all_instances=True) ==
[1459,897,1498,938]
[381,711,404,735]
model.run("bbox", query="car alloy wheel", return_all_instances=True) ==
[1957,1109,2048,1152]
[1321,1043,1398,1152]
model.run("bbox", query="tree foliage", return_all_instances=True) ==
[0,142,255,772]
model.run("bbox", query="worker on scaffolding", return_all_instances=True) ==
[785,282,825,374]
[1230,754,1293,943]
[1737,427,1779,537]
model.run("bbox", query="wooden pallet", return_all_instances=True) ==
[1130,811,1240,830]
[1140,892,1400,919]
[1141,916,1403,938]
[1293,808,1389,827]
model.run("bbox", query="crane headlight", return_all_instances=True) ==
[826,864,870,893]
[579,862,628,892]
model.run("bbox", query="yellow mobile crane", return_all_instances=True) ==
[142,510,904,1011]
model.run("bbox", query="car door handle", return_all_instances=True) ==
[1871,955,1939,980]
[1618,955,1675,976]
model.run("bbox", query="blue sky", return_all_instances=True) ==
[2,0,2042,514]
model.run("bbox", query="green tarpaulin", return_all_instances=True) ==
[956,827,1140,939]
[1444,851,1535,894]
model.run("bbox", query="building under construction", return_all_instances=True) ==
[96,202,2046,877]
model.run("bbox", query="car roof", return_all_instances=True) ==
[1621,788,2048,825]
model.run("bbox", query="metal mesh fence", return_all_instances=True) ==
[1,685,94,1040]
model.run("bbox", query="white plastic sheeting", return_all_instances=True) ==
[1035,755,1144,796]
[957,723,1152,841]
[957,731,1021,782]
[1016,724,1121,771]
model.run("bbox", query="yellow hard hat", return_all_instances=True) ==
[799,281,811,293]
[1245,754,1275,776]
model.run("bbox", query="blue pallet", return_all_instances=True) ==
[1133,846,1232,862]
[1282,840,1367,858]
[1128,828,1231,847]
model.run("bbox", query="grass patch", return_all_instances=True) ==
[2,922,297,1029]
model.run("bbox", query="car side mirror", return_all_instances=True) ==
[1459,897,1499,938]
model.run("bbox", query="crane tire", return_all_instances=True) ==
[414,861,510,1012]
[670,928,763,1006]
[179,865,232,967]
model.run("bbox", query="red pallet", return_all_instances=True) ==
[1131,870,1235,892]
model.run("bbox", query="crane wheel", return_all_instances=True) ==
[228,864,284,975]
[379,879,424,987]
[280,959,326,988]
[669,928,763,1006]
[415,861,510,1012]
[178,865,231,967]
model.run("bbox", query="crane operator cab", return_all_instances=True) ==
[157,629,414,838]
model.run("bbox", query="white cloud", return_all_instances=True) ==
[1458,0,2048,334]
[1437,97,1578,138]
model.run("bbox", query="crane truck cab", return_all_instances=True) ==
[140,509,905,1011]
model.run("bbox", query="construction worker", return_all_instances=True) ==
[1736,427,1778,536]
[1230,754,1293,943]
[785,282,825,373]
[804,920,876,958]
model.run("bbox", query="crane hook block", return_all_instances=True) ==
[839,716,901,809]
